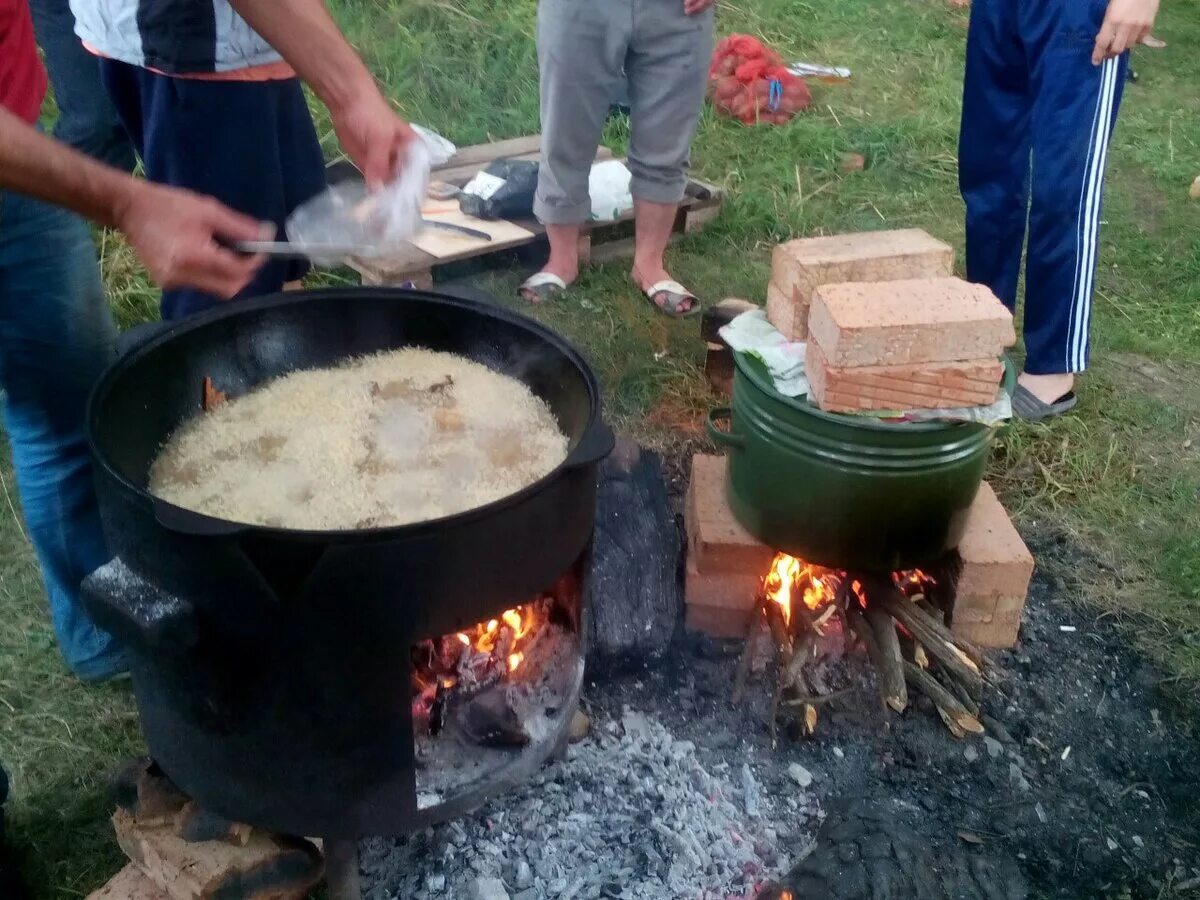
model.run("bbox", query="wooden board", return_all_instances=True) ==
[350,136,722,287]
[411,200,534,260]
[87,864,170,900]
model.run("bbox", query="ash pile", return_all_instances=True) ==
[361,709,820,900]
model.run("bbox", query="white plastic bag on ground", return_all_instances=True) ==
[589,160,634,221]
[287,139,432,259]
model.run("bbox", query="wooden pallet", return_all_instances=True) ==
[350,134,724,288]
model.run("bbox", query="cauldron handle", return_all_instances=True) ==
[706,406,746,450]
[564,417,615,469]
[81,558,199,654]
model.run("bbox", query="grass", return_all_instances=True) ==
[1,0,1197,895]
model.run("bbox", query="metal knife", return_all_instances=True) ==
[230,219,492,261]
[420,219,493,242]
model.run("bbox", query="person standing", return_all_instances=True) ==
[27,0,136,171]
[520,0,716,316]
[70,0,328,320]
[959,0,1160,420]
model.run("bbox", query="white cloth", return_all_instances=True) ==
[718,310,809,397]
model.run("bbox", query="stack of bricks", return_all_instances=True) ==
[765,228,1016,414]
[683,454,774,637]
[806,278,1015,413]
[683,454,1034,649]
[946,482,1035,649]
[767,228,956,342]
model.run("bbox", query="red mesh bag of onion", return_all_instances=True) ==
[708,34,812,125]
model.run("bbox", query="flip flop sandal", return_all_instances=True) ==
[518,272,569,303]
[1011,384,1078,421]
[643,280,701,318]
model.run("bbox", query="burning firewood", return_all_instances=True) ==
[732,553,997,743]
[875,584,983,701]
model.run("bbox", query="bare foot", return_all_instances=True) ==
[632,264,696,315]
[1017,371,1075,404]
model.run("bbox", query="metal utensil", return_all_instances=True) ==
[233,218,491,263]
[232,241,361,261]
[420,219,492,241]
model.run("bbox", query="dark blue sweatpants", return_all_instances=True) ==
[960,0,1127,375]
[99,60,327,320]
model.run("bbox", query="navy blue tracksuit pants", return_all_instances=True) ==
[960,0,1128,375]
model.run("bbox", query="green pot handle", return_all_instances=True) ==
[706,406,746,451]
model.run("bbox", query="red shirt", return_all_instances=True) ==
[0,0,47,124]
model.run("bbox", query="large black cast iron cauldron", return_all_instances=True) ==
[82,287,613,838]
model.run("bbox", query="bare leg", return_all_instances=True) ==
[631,198,693,314]
[1017,371,1075,404]
[521,223,582,303]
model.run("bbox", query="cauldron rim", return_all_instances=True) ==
[87,286,610,543]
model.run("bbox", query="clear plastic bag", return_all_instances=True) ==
[411,124,456,166]
[287,139,432,260]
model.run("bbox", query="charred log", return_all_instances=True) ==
[587,438,681,665]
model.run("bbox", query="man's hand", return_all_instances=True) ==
[115,183,270,299]
[1093,0,1160,65]
[330,91,417,189]
[684,0,715,13]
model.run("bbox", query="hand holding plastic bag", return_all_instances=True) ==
[287,138,433,259]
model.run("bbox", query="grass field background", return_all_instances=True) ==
[1,0,1197,894]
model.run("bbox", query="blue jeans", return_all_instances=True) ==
[28,0,137,171]
[0,190,127,681]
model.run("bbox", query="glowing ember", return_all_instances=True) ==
[410,599,550,725]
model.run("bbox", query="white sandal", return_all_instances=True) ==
[519,272,569,303]
[643,280,700,318]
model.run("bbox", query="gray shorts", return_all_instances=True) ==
[535,0,715,225]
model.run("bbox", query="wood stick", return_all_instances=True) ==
[914,644,931,670]
[937,666,981,719]
[878,590,983,699]
[865,606,908,713]
[782,688,855,707]
[904,661,984,736]
[731,598,764,706]
[845,605,894,716]
[870,576,986,670]
[763,596,791,652]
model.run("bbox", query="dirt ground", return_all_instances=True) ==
[582,454,1200,900]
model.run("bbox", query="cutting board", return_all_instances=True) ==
[411,200,534,260]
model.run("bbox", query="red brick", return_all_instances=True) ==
[948,483,1034,648]
[685,603,753,638]
[806,342,1003,412]
[685,455,775,576]
[770,229,954,322]
[685,561,762,612]
[809,277,1015,367]
[766,280,807,340]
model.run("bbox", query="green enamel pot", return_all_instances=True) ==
[706,353,1015,572]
